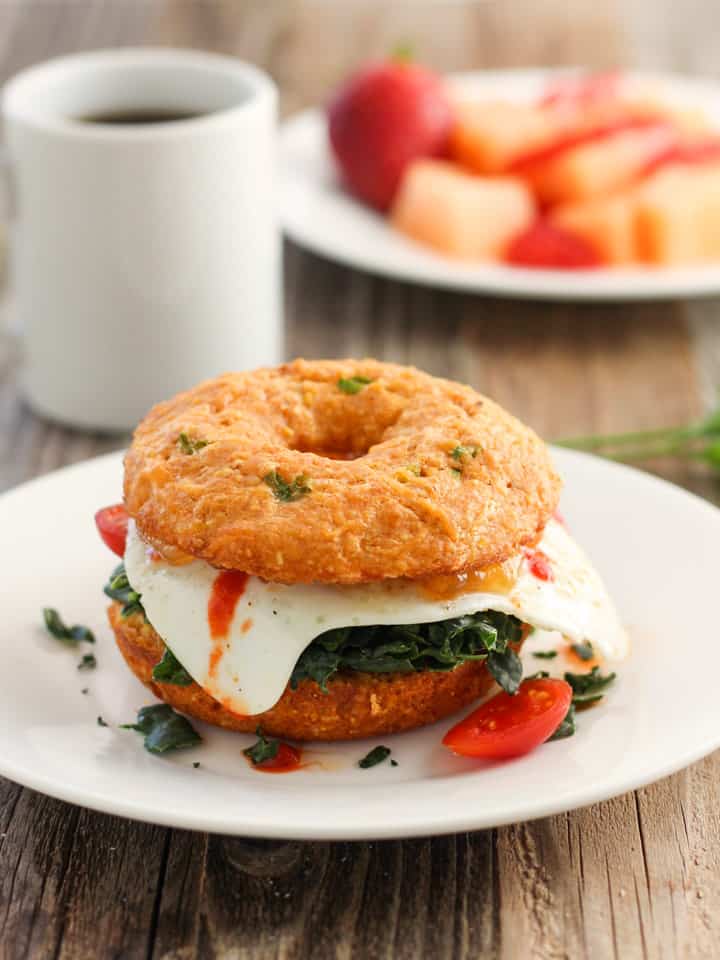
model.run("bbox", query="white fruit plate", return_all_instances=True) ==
[280,69,720,300]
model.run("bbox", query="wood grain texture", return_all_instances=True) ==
[1,2,720,959]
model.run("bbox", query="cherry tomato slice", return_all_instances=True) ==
[252,742,302,774]
[95,504,129,557]
[442,678,573,760]
[506,222,603,270]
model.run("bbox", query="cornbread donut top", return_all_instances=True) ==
[124,359,561,583]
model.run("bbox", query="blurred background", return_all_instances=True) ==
[0,0,710,116]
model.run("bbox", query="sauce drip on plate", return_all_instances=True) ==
[247,742,303,774]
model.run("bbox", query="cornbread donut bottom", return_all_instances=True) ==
[124,358,561,584]
[109,603,526,741]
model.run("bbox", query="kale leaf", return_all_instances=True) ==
[152,648,193,686]
[565,666,616,707]
[43,608,95,646]
[548,704,577,741]
[290,611,524,693]
[358,745,392,769]
[77,653,97,671]
[121,704,201,754]
[244,728,279,765]
[571,640,594,662]
[104,563,145,619]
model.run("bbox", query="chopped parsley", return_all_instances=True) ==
[121,704,201,754]
[263,470,312,502]
[290,611,524,696]
[104,563,144,619]
[358,745,392,769]
[337,376,373,395]
[533,650,558,660]
[152,648,193,686]
[449,444,480,474]
[43,608,95,646]
[177,432,209,455]
[77,653,97,671]
[244,728,279,765]
[450,444,479,462]
[571,640,595,662]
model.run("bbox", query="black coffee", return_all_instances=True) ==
[75,109,204,125]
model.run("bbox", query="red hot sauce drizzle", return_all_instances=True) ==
[524,548,554,582]
[248,742,303,774]
[207,571,249,679]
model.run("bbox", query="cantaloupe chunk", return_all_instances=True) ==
[635,163,720,263]
[449,97,671,176]
[526,124,677,206]
[390,159,535,260]
[551,193,640,264]
[449,100,563,174]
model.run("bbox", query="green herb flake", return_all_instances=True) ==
[193,762,200,769]
[263,470,312,502]
[43,608,95,646]
[77,653,97,671]
[358,745,392,769]
[390,759,398,767]
[533,650,558,660]
[81,688,89,695]
[244,728,280,766]
[338,376,373,395]
[571,640,595,662]
[450,444,479,462]
[449,444,480,475]
[152,647,193,686]
[565,666,616,708]
[177,432,210,455]
[121,704,201,754]
[97,716,109,727]
[548,704,576,741]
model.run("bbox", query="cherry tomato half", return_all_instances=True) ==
[442,678,573,760]
[95,504,129,557]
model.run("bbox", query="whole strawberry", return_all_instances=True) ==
[328,57,453,211]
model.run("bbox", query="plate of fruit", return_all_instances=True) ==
[280,61,720,299]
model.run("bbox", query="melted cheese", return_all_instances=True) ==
[124,518,628,717]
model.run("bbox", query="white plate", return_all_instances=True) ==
[0,448,718,839]
[280,69,720,301]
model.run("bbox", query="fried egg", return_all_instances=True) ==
[124,518,628,716]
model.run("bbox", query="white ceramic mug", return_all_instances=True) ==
[2,48,281,431]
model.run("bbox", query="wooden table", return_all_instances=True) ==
[1,2,719,957]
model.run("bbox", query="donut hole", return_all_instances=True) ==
[285,398,403,460]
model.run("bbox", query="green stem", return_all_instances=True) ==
[554,423,698,452]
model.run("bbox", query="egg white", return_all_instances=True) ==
[124,518,628,717]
